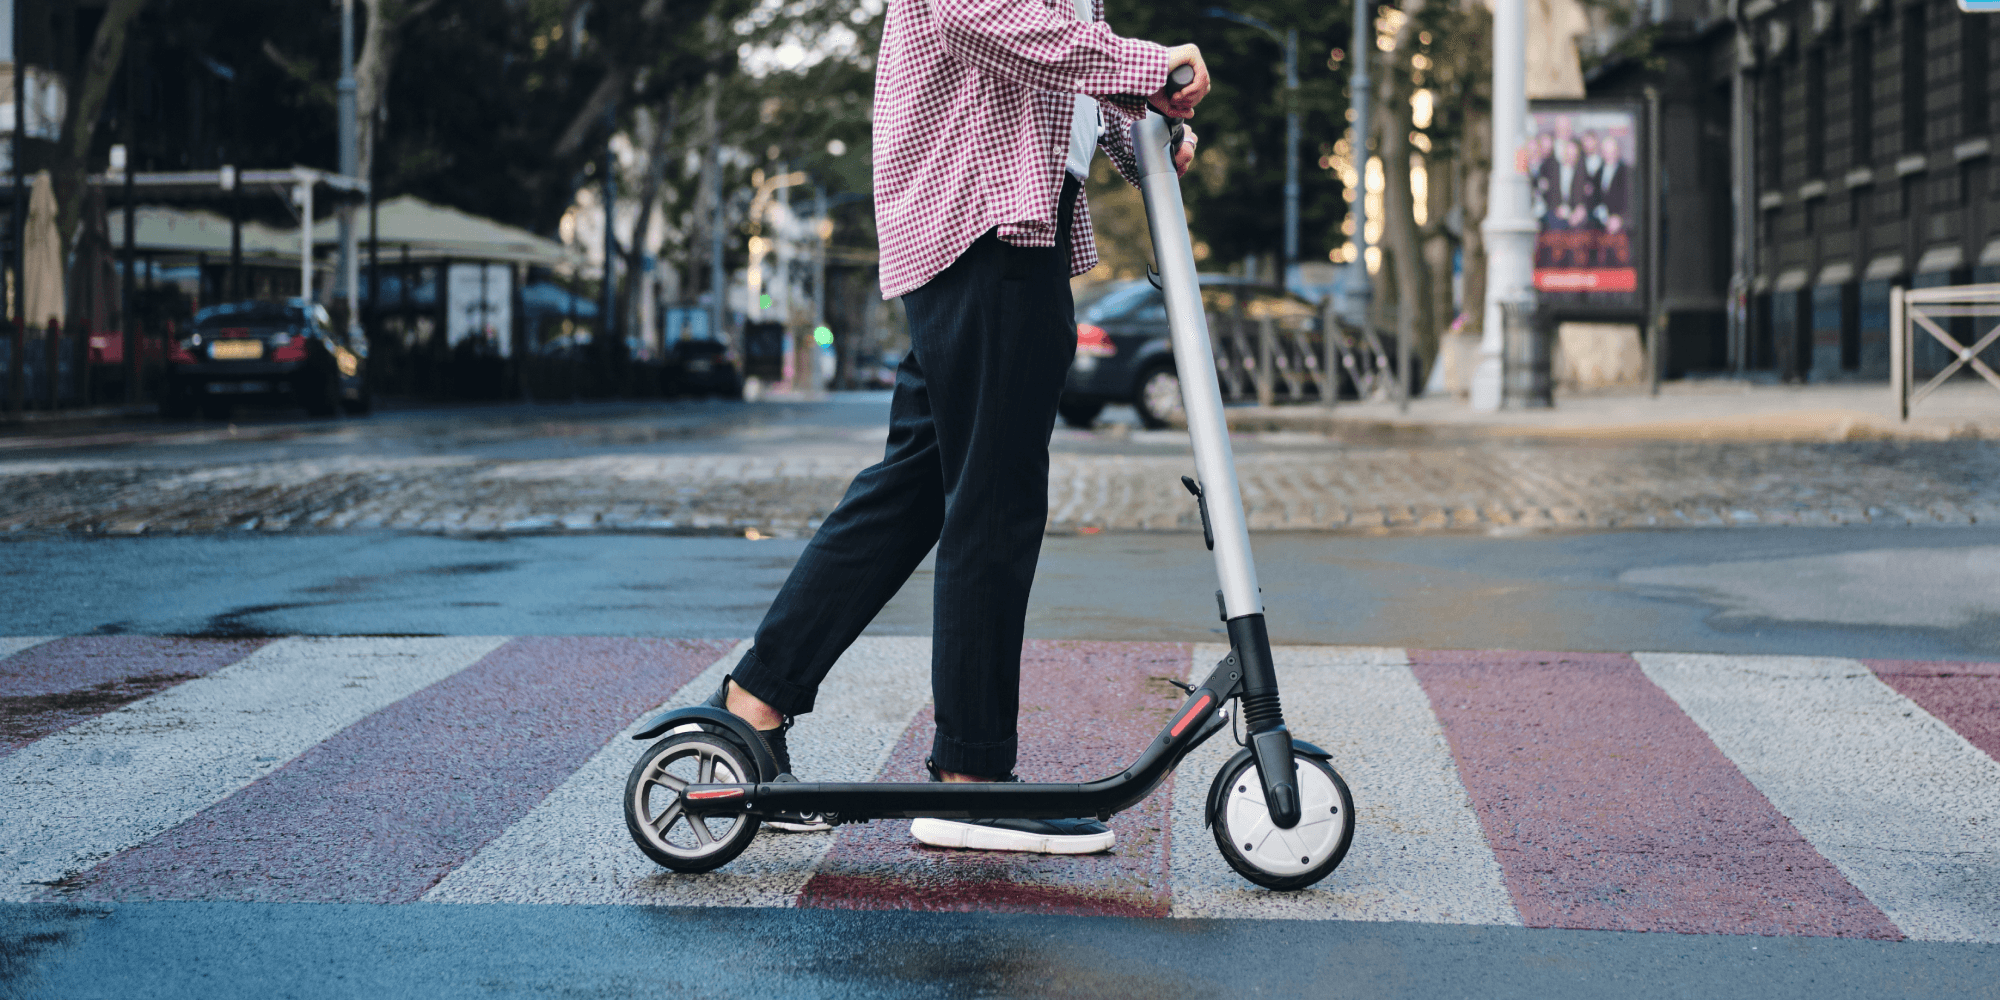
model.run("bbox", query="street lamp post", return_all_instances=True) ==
[337,0,358,332]
[1203,8,1298,291]
[1340,0,1373,328]
[1473,0,1535,411]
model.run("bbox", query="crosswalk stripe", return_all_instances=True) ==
[424,636,933,907]
[1171,645,1520,924]
[0,638,56,661]
[1,638,273,756]
[68,638,729,903]
[0,636,505,901]
[801,640,1189,917]
[1866,659,2000,764]
[1636,653,2000,942]
[1413,650,1895,938]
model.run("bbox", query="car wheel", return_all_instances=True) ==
[1057,394,1105,428]
[300,366,341,417]
[158,379,196,420]
[341,388,372,416]
[1133,361,1184,429]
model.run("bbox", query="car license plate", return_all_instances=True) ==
[210,339,263,360]
[207,381,270,394]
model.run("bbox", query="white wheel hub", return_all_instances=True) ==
[1221,759,1348,877]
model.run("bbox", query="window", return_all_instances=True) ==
[1765,61,1786,189]
[1904,5,1927,154]
[1853,24,1875,165]
[1807,44,1827,177]
[1965,11,1990,135]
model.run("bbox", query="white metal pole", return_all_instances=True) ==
[298,177,314,307]
[338,0,358,335]
[1473,0,1534,411]
[1339,0,1373,327]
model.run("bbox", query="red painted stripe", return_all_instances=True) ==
[0,637,271,755]
[1408,649,1898,938]
[798,640,1190,918]
[1169,694,1211,738]
[1867,659,2000,764]
[688,788,745,800]
[70,637,731,904]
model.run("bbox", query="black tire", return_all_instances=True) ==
[1057,394,1105,428]
[341,387,372,416]
[1132,360,1184,429]
[1209,749,1355,890]
[158,380,196,420]
[299,366,341,417]
[624,731,762,873]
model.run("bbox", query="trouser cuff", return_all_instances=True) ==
[729,647,818,717]
[931,732,1017,780]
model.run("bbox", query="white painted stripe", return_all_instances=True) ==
[425,636,933,907]
[1636,653,2000,942]
[1172,644,1520,925]
[0,636,505,901]
[0,637,55,660]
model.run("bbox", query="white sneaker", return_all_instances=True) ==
[910,816,1115,854]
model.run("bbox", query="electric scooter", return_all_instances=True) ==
[621,68,1356,890]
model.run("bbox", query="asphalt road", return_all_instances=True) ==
[3,399,1997,999]
[1,526,1995,659]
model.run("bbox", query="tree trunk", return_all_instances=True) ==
[53,0,150,260]
[1376,0,1433,389]
[1459,99,1491,337]
[620,96,679,349]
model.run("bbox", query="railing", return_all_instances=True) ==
[1891,283,2000,420]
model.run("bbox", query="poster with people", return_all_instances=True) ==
[1527,101,1645,309]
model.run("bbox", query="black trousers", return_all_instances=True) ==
[731,176,1080,778]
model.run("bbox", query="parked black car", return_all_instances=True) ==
[663,338,744,398]
[1059,276,1392,429]
[162,299,369,420]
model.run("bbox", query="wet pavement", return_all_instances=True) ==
[2,399,1998,998]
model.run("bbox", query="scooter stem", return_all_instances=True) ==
[1129,111,1300,828]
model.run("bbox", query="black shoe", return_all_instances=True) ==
[704,678,832,833]
[909,757,1115,854]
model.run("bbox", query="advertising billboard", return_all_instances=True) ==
[1527,100,1647,313]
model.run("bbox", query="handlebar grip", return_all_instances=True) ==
[1169,64,1195,87]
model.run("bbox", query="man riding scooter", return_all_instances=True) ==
[705,0,1209,853]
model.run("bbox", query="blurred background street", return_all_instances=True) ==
[1,0,1999,996]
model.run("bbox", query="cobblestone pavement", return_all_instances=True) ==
[4,427,1998,537]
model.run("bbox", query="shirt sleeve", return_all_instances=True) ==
[934,0,1169,100]
[1095,104,1144,188]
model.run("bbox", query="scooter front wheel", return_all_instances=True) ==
[624,731,761,872]
[1210,748,1355,890]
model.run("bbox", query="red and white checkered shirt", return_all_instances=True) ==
[872,0,1170,299]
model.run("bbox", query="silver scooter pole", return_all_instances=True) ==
[1130,97,1301,828]
[1128,113,1260,619]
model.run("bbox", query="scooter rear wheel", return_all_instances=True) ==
[624,731,761,872]
[1210,749,1355,890]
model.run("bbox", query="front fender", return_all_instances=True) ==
[1204,739,1333,827]
[631,705,780,782]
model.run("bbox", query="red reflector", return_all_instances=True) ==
[687,788,745,801]
[1169,694,1212,738]
[1076,323,1116,357]
[271,340,307,362]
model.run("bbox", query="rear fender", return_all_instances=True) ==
[631,705,780,782]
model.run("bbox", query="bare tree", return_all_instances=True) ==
[52,0,149,257]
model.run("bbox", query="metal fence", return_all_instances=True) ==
[1890,283,2000,421]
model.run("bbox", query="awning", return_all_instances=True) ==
[106,205,298,259]
[310,194,578,268]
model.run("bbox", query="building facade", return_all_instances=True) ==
[1592,0,2000,381]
